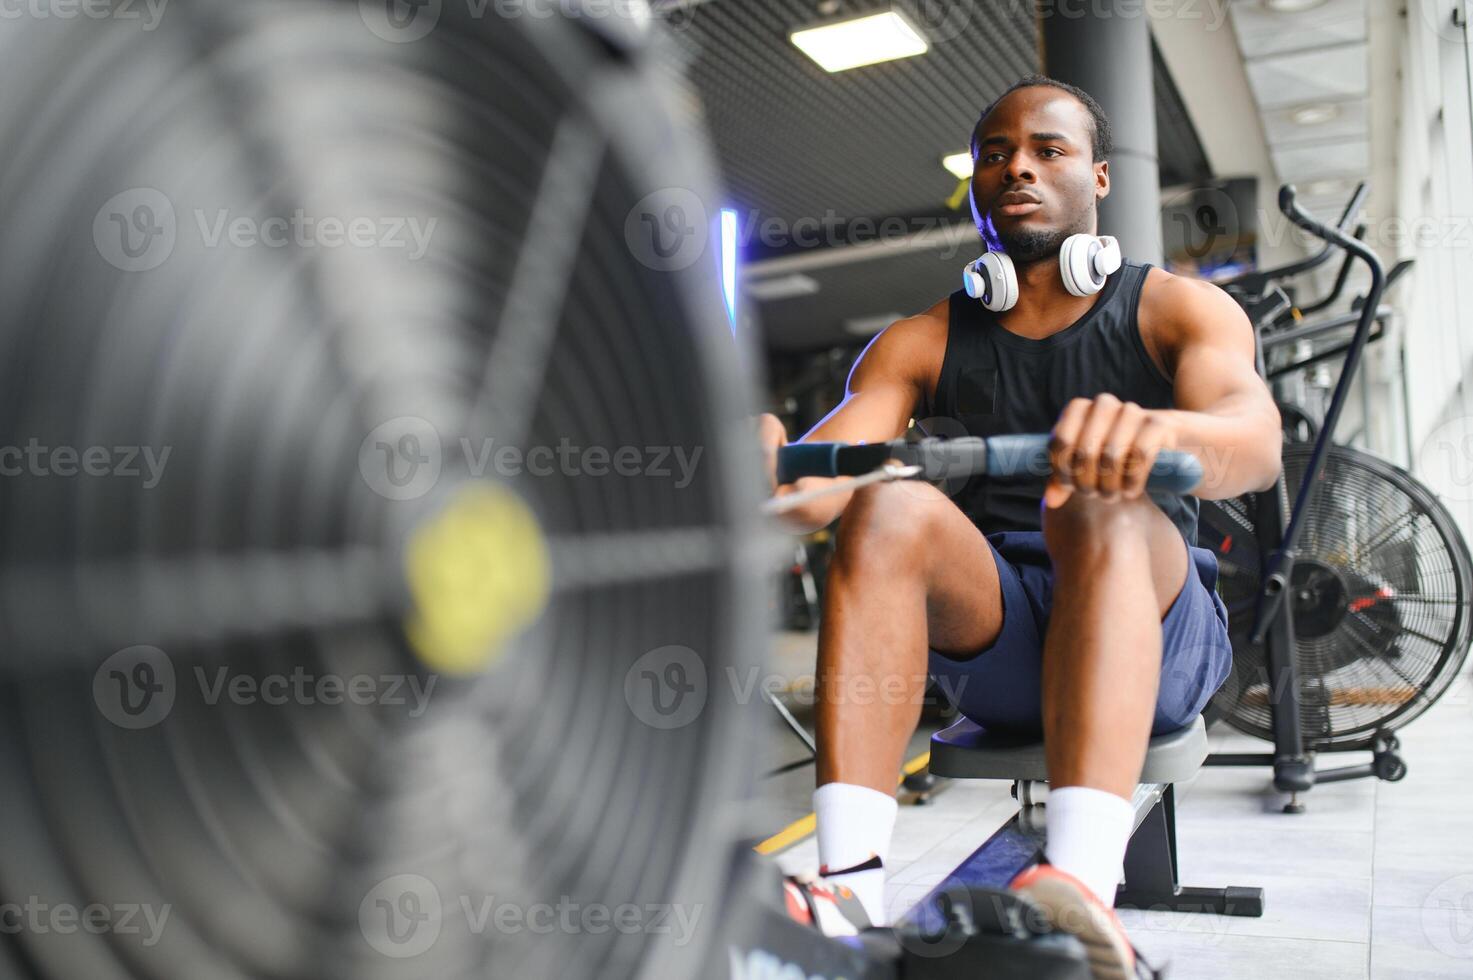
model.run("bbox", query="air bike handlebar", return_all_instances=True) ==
[766,435,1203,517]
[1218,181,1367,297]
[1297,222,1366,316]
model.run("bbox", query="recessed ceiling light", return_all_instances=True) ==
[1305,177,1354,197]
[941,151,973,179]
[744,273,820,301]
[790,10,928,73]
[1261,0,1329,12]
[1290,102,1341,126]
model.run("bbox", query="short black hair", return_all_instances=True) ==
[969,74,1113,163]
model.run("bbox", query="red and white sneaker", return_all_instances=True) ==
[1008,864,1159,980]
[781,857,880,937]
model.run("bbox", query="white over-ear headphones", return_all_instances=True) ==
[962,234,1123,313]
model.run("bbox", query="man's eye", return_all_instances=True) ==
[984,153,1006,164]
[1040,148,1062,158]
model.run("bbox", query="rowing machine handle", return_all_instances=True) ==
[777,434,1203,494]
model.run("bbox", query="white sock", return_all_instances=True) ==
[813,782,897,925]
[1044,785,1135,907]
[813,782,899,869]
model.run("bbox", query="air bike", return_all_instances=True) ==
[1204,185,1472,811]
[724,434,1263,980]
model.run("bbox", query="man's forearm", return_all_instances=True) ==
[771,477,851,535]
[1157,397,1282,499]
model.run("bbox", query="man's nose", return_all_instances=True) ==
[1004,160,1036,184]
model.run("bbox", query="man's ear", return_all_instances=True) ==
[1095,161,1110,201]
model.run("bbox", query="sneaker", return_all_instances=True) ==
[1007,864,1160,980]
[781,856,880,937]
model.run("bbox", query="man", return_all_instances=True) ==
[761,75,1281,977]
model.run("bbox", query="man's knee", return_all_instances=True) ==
[834,480,948,571]
[1041,493,1159,566]
[1042,494,1188,615]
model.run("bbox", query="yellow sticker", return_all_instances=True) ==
[404,483,551,675]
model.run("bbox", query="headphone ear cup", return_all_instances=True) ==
[981,251,1017,312]
[1060,233,1107,297]
[1096,236,1123,277]
[962,251,1018,312]
[963,260,986,300]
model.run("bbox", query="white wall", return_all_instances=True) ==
[1394,0,1473,539]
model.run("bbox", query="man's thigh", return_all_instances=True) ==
[926,532,1053,732]
[836,479,1006,656]
[926,528,1233,736]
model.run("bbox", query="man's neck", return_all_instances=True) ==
[996,258,1102,340]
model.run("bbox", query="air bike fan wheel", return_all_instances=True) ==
[0,5,766,980]
[1201,444,1473,753]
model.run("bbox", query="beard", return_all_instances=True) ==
[983,191,1098,264]
[994,224,1070,264]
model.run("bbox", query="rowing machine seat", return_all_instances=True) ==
[929,715,1208,784]
[924,713,1265,918]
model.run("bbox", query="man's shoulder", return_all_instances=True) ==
[1139,266,1241,321]
[863,299,949,365]
[1138,265,1250,348]
[851,299,951,398]
[895,296,951,335]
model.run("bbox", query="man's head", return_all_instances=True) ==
[968,76,1113,264]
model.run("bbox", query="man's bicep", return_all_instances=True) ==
[1171,342,1263,413]
[798,319,932,444]
[1169,286,1268,413]
[800,380,918,445]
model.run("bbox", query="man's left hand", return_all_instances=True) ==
[1045,394,1181,508]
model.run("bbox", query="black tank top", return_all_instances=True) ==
[922,260,1199,545]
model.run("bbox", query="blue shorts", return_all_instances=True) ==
[928,531,1233,737]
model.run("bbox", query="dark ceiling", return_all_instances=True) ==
[654,0,1212,354]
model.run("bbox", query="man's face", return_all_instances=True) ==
[970,87,1108,263]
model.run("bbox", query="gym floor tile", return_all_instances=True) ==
[1373,813,1473,869]
[1369,906,1473,979]
[1174,822,1375,881]
[1372,865,1473,911]
[1128,932,1369,980]
[1116,871,1372,944]
[1175,763,1378,833]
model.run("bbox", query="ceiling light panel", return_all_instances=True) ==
[790,10,929,73]
[941,151,973,179]
[1232,0,1364,59]
[1261,98,1366,144]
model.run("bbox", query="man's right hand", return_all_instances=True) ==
[757,412,788,496]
